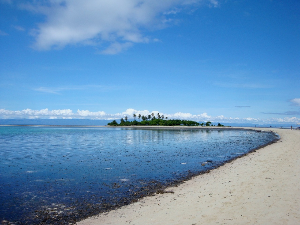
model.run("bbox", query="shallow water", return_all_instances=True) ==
[0,126,278,224]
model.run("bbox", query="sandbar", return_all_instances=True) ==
[77,128,300,225]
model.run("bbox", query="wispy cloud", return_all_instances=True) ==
[100,42,133,55]
[262,98,300,115]
[0,30,8,36]
[1,108,299,124]
[19,0,219,53]
[262,111,300,116]
[215,82,273,89]
[208,0,218,7]
[34,87,62,94]
[13,25,25,32]
[0,0,12,4]
[34,85,121,94]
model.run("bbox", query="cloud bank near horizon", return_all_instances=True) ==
[0,108,299,125]
[20,0,218,53]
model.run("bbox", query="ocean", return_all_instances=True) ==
[0,119,296,128]
[0,126,278,224]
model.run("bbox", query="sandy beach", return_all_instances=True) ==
[77,128,300,225]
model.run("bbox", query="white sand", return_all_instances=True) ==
[77,128,300,225]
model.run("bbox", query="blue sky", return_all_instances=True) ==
[0,0,299,124]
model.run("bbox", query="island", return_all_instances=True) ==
[107,113,224,127]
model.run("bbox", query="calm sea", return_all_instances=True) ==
[0,126,278,224]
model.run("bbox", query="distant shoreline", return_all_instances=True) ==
[0,124,107,127]
[0,124,292,129]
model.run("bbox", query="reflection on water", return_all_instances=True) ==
[0,127,277,224]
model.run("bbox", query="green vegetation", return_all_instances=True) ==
[107,113,224,127]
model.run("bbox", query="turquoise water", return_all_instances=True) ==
[0,126,278,224]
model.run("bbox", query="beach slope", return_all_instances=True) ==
[77,128,300,225]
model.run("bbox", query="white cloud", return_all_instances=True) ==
[164,112,211,120]
[215,115,225,120]
[245,117,259,122]
[122,108,140,116]
[1,108,299,124]
[173,112,193,118]
[290,98,300,106]
[199,112,210,119]
[0,108,74,119]
[21,0,218,53]
[121,108,159,117]
[77,109,106,117]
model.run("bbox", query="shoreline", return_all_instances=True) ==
[0,124,294,129]
[77,128,300,224]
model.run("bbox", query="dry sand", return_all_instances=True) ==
[77,128,300,225]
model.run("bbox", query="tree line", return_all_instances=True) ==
[107,113,224,127]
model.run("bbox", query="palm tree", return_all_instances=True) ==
[161,115,164,120]
[157,113,161,119]
[138,114,141,121]
[125,116,128,122]
[151,113,156,120]
[133,114,136,121]
[148,115,151,120]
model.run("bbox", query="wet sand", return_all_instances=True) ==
[77,128,300,225]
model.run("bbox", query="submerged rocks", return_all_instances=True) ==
[0,127,278,224]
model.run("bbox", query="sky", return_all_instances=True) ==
[0,0,299,125]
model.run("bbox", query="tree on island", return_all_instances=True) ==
[109,120,118,126]
[107,114,224,127]
[157,113,161,119]
[205,121,212,126]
